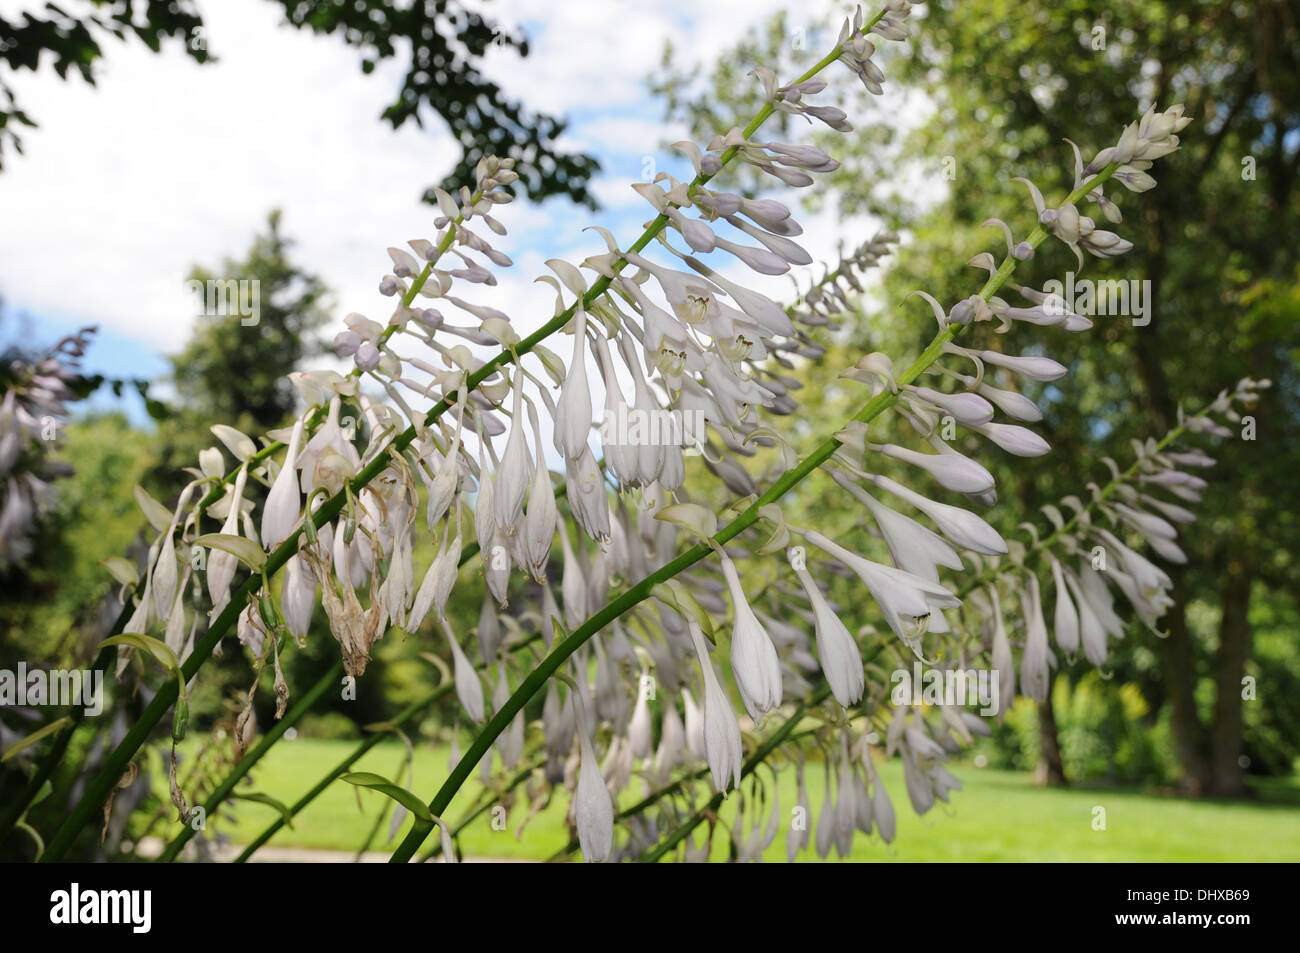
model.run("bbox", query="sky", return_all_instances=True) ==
[0,0,898,423]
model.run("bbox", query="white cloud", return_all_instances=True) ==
[0,0,880,371]
[0,0,458,352]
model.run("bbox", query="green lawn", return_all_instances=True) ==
[153,737,1300,862]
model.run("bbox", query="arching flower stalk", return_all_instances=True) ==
[376,92,1195,862]
[572,381,1261,862]
[27,3,1248,869]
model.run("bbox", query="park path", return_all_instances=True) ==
[133,836,531,863]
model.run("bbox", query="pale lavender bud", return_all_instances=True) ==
[354,341,380,372]
[493,373,532,531]
[910,386,994,426]
[553,308,593,459]
[879,443,996,494]
[973,421,1051,457]
[868,475,1008,555]
[977,350,1068,383]
[332,330,361,356]
[976,381,1043,422]
[443,620,484,721]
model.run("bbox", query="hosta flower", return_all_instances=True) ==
[805,530,960,659]
[553,306,593,460]
[441,620,484,722]
[1048,556,1079,656]
[298,397,359,494]
[280,554,317,640]
[870,762,896,845]
[787,760,811,862]
[653,699,685,780]
[523,452,557,582]
[865,475,1007,555]
[988,586,1016,715]
[686,621,743,792]
[206,464,248,614]
[976,350,1067,383]
[261,415,306,548]
[682,687,705,760]
[565,444,611,543]
[1019,574,1052,702]
[877,442,995,494]
[720,554,783,720]
[794,566,864,707]
[1062,569,1109,667]
[571,689,614,863]
[493,372,531,533]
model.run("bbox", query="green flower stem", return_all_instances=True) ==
[634,645,887,863]
[641,686,831,863]
[155,659,344,862]
[545,727,821,862]
[232,630,547,863]
[0,690,90,843]
[231,236,863,863]
[163,487,572,863]
[230,681,453,863]
[413,756,542,863]
[8,189,480,849]
[636,396,1222,863]
[954,390,1216,604]
[387,162,1124,863]
[40,7,899,863]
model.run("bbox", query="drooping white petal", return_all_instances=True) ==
[794,567,864,706]
[261,415,306,549]
[720,554,783,720]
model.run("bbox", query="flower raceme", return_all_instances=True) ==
[62,0,1241,866]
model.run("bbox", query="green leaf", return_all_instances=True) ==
[531,344,566,386]
[134,484,173,533]
[341,772,434,824]
[652,579,715,643]
[191,533,267,572]
[100,556,139,588]
[100,634,182,679]
[481,317,520,347]
[1,716,72,763]
[231,792,295,829]
[755,503,791,555]
[654,502,718,539]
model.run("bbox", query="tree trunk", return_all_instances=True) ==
[1159,570,1213,795]
[1209,556,1254,797]
[1133,206,1213,794]
[1033,690,1068,787]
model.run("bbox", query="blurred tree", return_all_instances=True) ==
[0,0,599,206]
[147,208,330,484]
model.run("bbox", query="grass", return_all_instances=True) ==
[143,735,1300,862]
